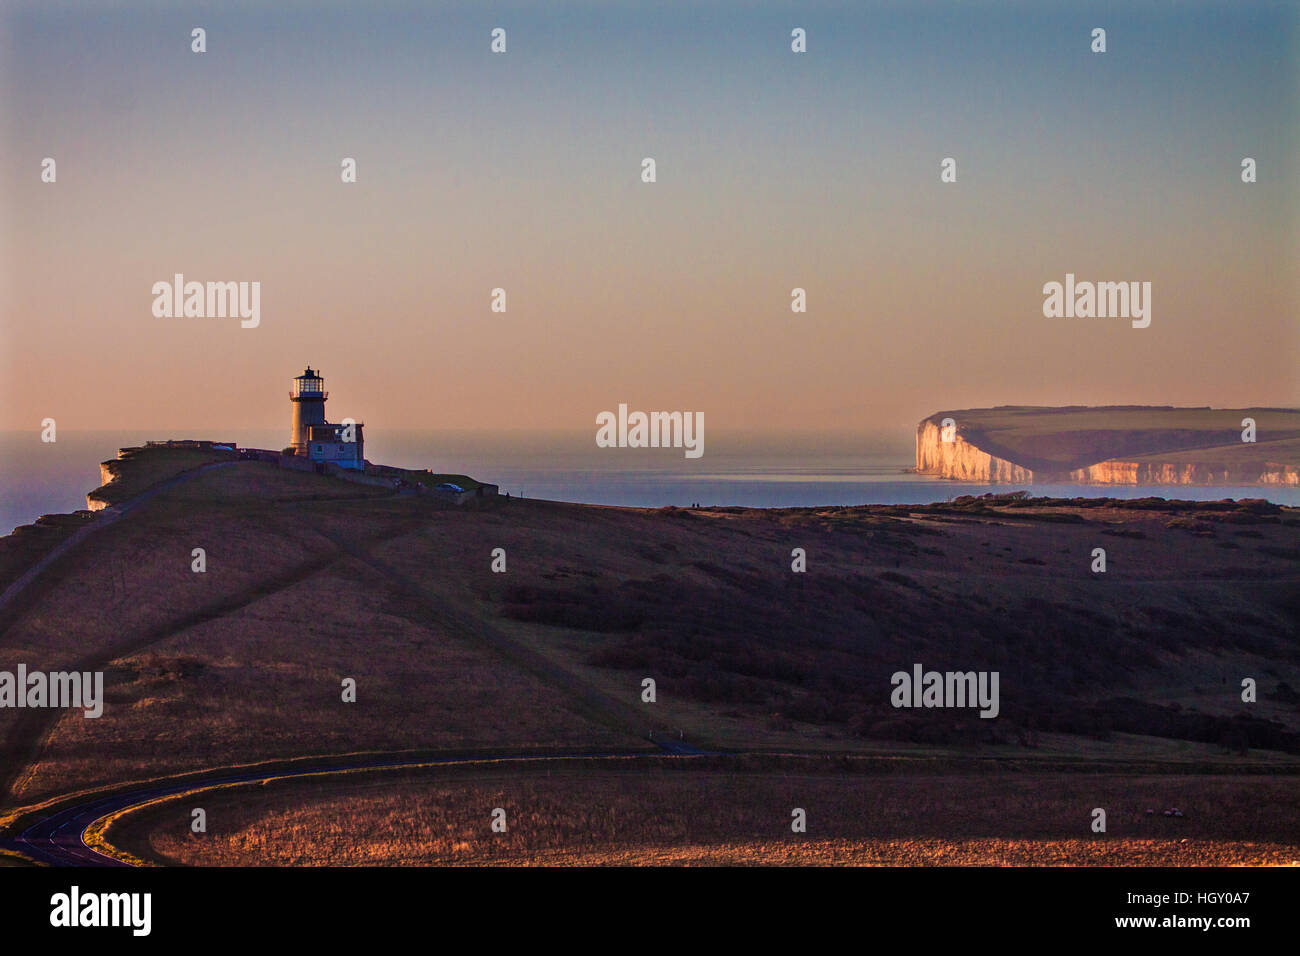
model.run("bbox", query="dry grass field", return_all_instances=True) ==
[2,449,1298,867]
[130,762,1300,866]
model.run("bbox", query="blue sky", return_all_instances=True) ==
[1,0,1295,431]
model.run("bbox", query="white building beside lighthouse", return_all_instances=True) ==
[289,366,365,470]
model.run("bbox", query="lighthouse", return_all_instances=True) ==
[288,366,365,470]
[289,366,327,453]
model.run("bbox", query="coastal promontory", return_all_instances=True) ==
[916,406,1300,485]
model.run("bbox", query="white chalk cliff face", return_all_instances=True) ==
[914,420,1033,483]
[1068,460,1300,486]
[85,461,120,511]
[916,417,1300,485]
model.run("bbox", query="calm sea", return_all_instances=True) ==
[3,428,1297,536]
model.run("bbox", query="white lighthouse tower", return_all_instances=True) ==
[289,366,327,453]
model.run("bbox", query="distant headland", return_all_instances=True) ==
[916,406,1300,486]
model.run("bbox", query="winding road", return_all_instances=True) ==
[4,741,712,866]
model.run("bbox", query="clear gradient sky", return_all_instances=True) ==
[1,0,1297,435]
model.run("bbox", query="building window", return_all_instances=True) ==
[315,446,322,452]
